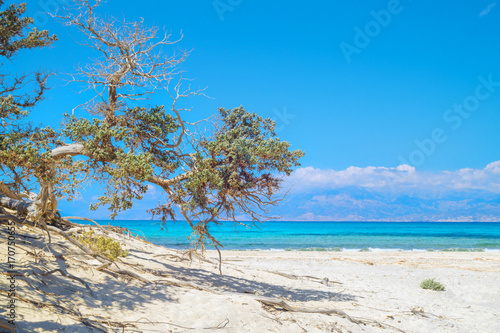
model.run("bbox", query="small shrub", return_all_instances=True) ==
[420,278,445,291]
[74,229,129,261]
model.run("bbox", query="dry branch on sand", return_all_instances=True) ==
[0,3,408,331]
[0,210,409,333]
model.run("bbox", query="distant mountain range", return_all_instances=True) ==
[271,186,500,222]
[59,162,500,222]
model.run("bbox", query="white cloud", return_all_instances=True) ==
[479,2,496,16]
[287,161,500,194]
[145,184,159,199]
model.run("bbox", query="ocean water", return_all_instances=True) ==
[94,220,500,252]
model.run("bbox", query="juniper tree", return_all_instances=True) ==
[0,0,56,138]
[0,0,58,217]
[0,0,304,251]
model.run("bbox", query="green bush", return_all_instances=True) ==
[420,278,445,291]
[74,229,129,261]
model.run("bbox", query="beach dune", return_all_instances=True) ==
[1,225,499,332]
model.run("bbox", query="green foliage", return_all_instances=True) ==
[420,278,445,291]
[0,1,57,58]
[62,106,175,218]
[0,1,57,121]
[185,106,303,204]
[0,1,57,194]
[0,1,304,253]
[63,102,305,234]
[151,106,304,248]
[0,126,63,187]
[74,229,129,261]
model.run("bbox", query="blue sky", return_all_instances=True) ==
[10,0,500,220]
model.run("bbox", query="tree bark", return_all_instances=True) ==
[50,143,86,160]
[0,182,22,200]
[0,194,35,214]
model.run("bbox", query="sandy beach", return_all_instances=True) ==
[1,225,500,333]
[2,1,500,333]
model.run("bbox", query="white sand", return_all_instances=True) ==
[1,225,500,332]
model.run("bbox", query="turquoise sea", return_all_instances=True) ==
[95,220,500,252]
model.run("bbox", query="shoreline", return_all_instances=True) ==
[211,249,500,268]
[208,249,500,272]
[204,247,500,252]
[98,220,500,253]
[2,225,499,332]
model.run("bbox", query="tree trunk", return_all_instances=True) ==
[0,183,56,220]
[0,194,35,214]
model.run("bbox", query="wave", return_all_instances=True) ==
[231,247,500,252]
[281,232,500,239]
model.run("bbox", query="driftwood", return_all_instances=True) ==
[252,295,361,324]
[264,270,342,286]
[251,296,407,332]
[134,267,370,328]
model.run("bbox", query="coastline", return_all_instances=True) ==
[210,247,500,252]
[2,225,500,332]
[101,220,500,253]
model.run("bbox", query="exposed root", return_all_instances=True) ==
[45,225,110,264]
[0,210,409,332]
[110,268,151,284]
[0,214,27,227]
[152,253,191,262]
[38,218,52,244]
[0,289,115,332]
[95,262,112,271]
[63,216,109,234]
[153,277,215,292]
[41,268,95,298]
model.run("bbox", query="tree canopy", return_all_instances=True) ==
[0,0,304,251]
[0,0,58,211]
[0,0,56,127]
